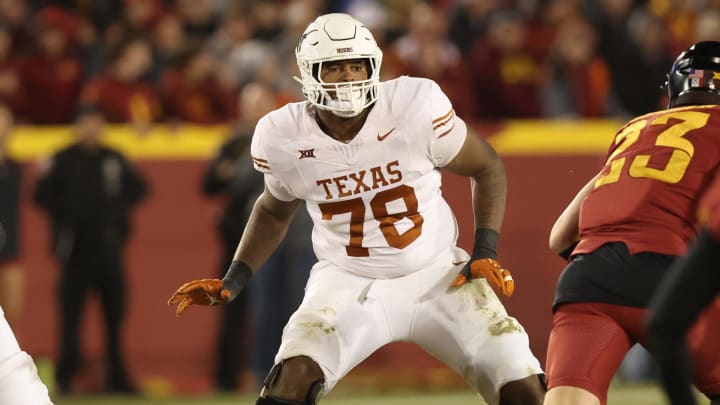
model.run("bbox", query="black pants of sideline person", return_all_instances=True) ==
[215,239,251,392]
[55,250,135,394]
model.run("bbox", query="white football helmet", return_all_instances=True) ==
[294,13,383,118]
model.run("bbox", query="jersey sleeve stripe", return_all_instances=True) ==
[432,110,455,130]
[432,108,454,125]
[436,123,456,139]
[252,156,270,170]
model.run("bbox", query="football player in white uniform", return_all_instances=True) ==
[0,222,54,404]
[169,13,545,405]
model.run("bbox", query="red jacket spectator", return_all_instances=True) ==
[468,11,544,120]
[80,37,162,126]
[81,75,161,124]
[22,7,83,123]
[159,47,237,124]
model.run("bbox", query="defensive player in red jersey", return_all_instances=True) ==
[545,41,720,405]
[645,44,720,405]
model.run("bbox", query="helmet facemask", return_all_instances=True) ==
[294,13,383,118]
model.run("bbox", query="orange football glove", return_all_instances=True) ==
[167,279,232,317]
[451,258,515,297]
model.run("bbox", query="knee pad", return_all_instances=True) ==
[259,360,325,405]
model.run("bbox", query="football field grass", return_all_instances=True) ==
[53,382,708,404]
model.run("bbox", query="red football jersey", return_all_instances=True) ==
[576,105,720,256]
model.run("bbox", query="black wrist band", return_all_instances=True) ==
[559,241,579,261]
[472,228,499,259]
[221,260,253,301]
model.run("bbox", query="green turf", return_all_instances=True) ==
[51,382,710,405]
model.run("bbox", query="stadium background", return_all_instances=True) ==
[10,120,614,394]
[1,0,718,402]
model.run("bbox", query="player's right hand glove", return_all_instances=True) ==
[167,279,231,317]
[451,258,515,297]
[168,260,253,317]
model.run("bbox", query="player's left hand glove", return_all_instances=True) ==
[451,258,515,297]
[167,279,232,317]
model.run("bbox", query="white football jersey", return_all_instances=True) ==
[251,76,468,278]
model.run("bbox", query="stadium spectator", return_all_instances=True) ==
[21,6,83,124]
[201,80,313,390]
[391,2,460,75]
[116,0,169,38]
[201,82,274,392]
[80,36,162,131]
[390,2,476,117]
[204,7,253,63]
[541,15,611,118]
[525,0,584,56]
[150,12,186,81]
[159,45,237,125]
[626,9,674,111]
[169,13,545,405]
[34,105,148,395]
[648,0,698,54]
[0,0,30,54]
[467,9,544,119]
[176,0,219,43]
[403,37,477,119]
[544,40,720,405]
[0,25,25,120]
[586,0,667,118]
[446,0,503,55]
[247,0,284,43]
[693,9,720,44]
[0,104,21,328]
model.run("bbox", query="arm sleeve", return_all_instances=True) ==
[428,80,467,168]
[250,116,296,202]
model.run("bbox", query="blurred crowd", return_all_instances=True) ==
[0,0,716,129]
[2,0,715,396]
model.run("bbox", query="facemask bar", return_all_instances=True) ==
[294,56,381,118]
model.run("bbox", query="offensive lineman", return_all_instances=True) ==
[169,13,545,405]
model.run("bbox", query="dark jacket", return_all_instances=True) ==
[0,158,21,259]
[34,143,147,259]
[202,134,263,245]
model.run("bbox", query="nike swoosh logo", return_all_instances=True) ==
[377,128,396,141]
[452,261,466,266]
